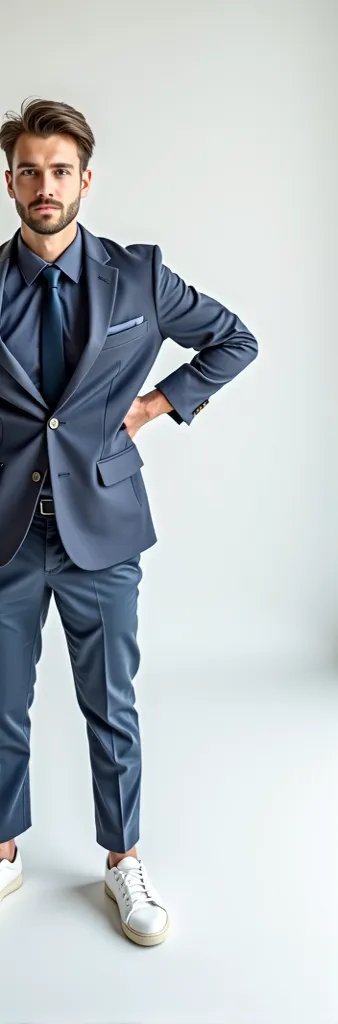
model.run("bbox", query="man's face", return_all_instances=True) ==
[5,133,92,236]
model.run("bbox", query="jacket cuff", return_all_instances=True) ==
[154,378,194,426]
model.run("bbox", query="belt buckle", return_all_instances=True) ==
[39,499,55,516]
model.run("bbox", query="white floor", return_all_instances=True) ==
[1,656,338,1024]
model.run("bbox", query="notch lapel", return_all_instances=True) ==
[0,224,119,413]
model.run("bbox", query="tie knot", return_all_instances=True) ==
[42,265,61,289]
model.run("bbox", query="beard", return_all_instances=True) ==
[14,193,81,235]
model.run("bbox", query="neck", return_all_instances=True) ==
[20,219,77,262]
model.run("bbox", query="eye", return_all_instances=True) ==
[21,169,69,176]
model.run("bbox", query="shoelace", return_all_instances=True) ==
[114,860,155,909]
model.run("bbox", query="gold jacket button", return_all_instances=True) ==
[49,417,59,429]
[32,472,41,482]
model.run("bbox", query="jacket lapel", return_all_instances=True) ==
[0,233,45,408]
[0,223,119,413]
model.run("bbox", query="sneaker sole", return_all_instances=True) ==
[104,882,170,946]
[0,873,23,903]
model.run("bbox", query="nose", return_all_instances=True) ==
[35,173,57,198]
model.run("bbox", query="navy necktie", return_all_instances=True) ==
[41,265,66,409]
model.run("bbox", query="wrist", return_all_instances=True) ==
[141,389,174,420]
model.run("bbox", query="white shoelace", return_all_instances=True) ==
[114,860,155,910]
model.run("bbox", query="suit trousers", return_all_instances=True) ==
[0,506,143,851]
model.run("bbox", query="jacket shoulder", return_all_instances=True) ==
[98,236,156,265]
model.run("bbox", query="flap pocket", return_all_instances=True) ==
[97,444,144,486]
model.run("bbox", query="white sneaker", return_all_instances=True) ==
[0,846,23,903]
[104,855,170,946]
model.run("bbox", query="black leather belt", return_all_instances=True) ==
[39,498,55,516]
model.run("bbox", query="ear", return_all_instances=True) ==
[5,170,14,198]
[81,169,92,198]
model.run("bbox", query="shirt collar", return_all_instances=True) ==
[16,222,83,285]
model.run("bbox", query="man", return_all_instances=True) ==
[0,98,258,945]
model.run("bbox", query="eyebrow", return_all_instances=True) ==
[16,161,75,169]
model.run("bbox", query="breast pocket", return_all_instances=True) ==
[102,319,149,350]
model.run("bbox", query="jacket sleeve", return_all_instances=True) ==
[152,243,259,425]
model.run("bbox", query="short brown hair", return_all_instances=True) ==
[0,96,95,174]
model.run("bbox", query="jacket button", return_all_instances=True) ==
[32,472,41,482]
[49,417,59,429]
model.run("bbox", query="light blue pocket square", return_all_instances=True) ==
[107,316,144,335]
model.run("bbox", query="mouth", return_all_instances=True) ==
[34,205,59,212]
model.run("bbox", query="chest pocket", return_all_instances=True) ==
[102,319,148,350]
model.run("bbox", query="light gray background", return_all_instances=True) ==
[0,1,337,1022]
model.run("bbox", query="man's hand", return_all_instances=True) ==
[123,389,174,439]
